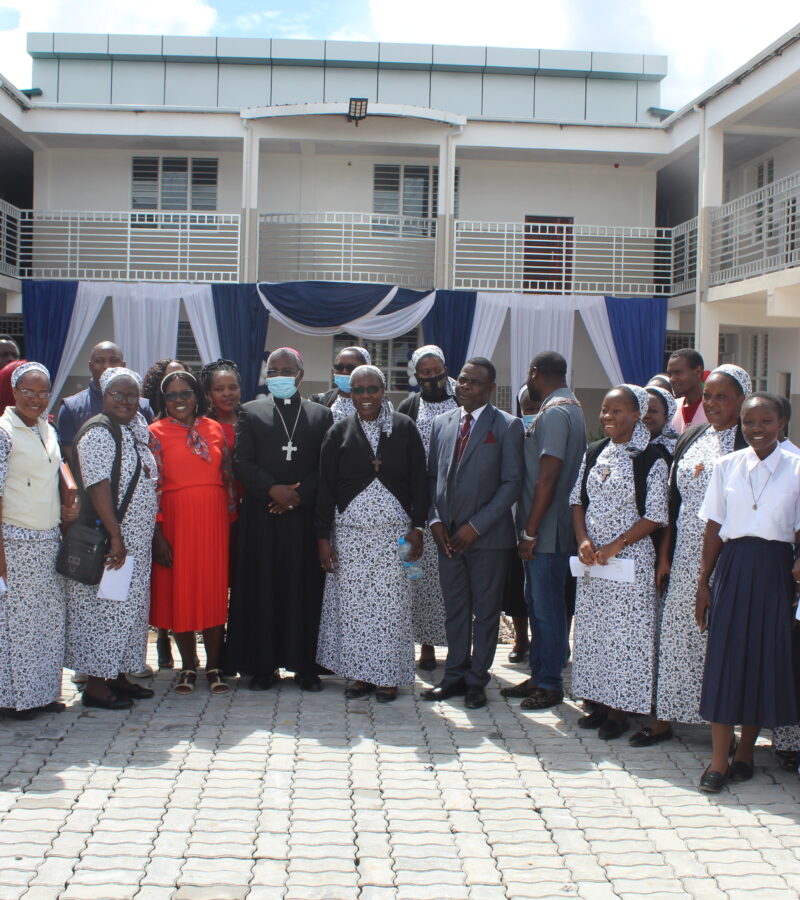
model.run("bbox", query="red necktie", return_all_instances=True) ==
[455,413,473,464]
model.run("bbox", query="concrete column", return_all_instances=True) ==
[694,112,724,353]
[696,299,720,370]
[434,128,459,290]
[240,120,260,283]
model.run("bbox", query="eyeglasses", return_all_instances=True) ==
[351,385,382,395]
[164,390,195,403]
[18,388,51,400]
[266,368,298,378]
[107,391,139,404]
[333,363,359,374]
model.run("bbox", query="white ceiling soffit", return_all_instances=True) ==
[241,102,466,128]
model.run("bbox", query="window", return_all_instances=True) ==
[176,320,202,370]
[754,157,775,242]
[750,332,769,392]
[333,330,420,392]
[0,314,24,356]
[373,164,460,220]
[131,157,218,212]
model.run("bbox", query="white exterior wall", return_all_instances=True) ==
[724,136,800,201]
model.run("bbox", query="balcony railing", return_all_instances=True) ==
[258,212,436,288]
[671,216,698,295]
[453,220,674,296]
[710,171,800,285]
[0,200,20,279]
[13,209,241,282]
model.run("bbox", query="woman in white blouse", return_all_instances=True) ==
[696,391,800,793]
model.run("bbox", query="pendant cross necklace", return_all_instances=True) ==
[275,402,301,462]
[372,454,382,473]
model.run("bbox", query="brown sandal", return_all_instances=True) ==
[206,668,229,695]
[175,670,197,695]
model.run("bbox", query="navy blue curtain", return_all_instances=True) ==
[259,281,395,328]
[422,290,477,378]
[380,287,432,315]
[604,296,668,385]
[21,280,78,377]
[212,284,269,403]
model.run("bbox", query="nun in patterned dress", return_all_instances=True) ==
[644,385,679,458]
[569,384,669,740]
[397,345,458,668]
[311,345,372,423]
[0,363,73,719]
[317,365,429,702]
[629,365,749,747]
[65,368,159,710]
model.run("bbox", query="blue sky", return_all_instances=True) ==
[1,1,798,109]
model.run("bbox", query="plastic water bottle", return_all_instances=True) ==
[397,537,423,581]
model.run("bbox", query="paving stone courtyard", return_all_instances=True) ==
[2,639,800,900]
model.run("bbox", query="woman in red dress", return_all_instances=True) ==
[149,371,236,695]
[201,359,242,458]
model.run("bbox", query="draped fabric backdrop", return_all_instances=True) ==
[422,290,476,378]
[604,296,668,385]
[21,280,78,385]
[183,287,222,365]
[212,283,270,403]
[111,285,181,378]
[465,292,512,362]
[510,294,576,394]
[576,296,626,387]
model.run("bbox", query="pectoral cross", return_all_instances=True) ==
[282,440,298,461]
[694,462,705,479]
[599,467,610,484]
[372,455,382,473]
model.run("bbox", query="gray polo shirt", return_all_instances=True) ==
[517,387,586,554]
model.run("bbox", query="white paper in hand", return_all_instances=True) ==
[97,555,134,602]
[0,576,6,593]
[570,555,635,584]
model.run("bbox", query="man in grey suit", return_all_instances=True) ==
[422,357,524,709]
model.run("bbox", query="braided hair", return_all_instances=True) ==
[143,358,189,408]
[200,358,242,421]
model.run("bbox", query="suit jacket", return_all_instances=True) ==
[427,404,524,550]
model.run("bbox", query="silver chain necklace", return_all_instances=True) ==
[748,467,773,510]
[274,400,302,461]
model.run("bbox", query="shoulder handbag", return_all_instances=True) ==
[56,424,143,586]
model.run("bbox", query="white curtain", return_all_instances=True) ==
[48,281,108,412]
[183,286,222,364]
[509,294,575,393]
[465,292,511,361]
[112,284,185,378]
[256,284,399,337]
[347,291,437,340]
[576,295,625,387]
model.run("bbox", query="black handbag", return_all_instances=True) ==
[56,418,142,586]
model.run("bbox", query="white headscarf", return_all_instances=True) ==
[617,384,651,454]
[351,364,394,436]
[10,361,50,388]
[99,367,143,394]
[339,345,372,366]
[710,364,752,398]
[411,344,445,370]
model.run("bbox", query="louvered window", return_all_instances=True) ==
[131,157,218,211]
[372,164,460,219]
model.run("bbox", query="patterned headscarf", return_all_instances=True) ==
[710,364,752,398]
[351,365,395,436]
[646,385,679,451]
[617,384,651,454]
[100,366,142,394]
[339,345,372,366]
[411,344,445,370]
[161,370,211,463]
[647,385,678,425]
[11,361,50,389]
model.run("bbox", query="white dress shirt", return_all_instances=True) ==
[699,444,800,543]
[782,438,800,456]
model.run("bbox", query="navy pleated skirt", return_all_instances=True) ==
[700,537,798,727]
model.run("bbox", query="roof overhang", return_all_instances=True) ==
[241,102,466,128]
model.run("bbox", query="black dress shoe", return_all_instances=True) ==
[629,726,673,747]
[375,688,398,703]
[112,682,155,699]
[345,682,374,700]
[1,707,37,720]
[776,750,800,772]
[699,767,726,793]
[577,709,608,729]
[38,701,67,713]
[598,717,629,740]
[249,672,280,691]
[465,686,487,709]
[508,645,529,664]
[82,692,133,711]
[500,678,540,699]
[520,688,563,710]
[294,674,323,692]
[421,682,466,701]
[156,636,174,669]
[727,760,754,783]
[417,656,437,671]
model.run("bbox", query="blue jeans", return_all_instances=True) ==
[524,551,570,692]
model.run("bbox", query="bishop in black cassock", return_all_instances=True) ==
[224,355,333,691]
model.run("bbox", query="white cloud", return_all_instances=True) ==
[0,0,217,90]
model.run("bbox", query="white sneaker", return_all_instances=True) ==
[71,671,88,685]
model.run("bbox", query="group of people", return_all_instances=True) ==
[0,332,798,793]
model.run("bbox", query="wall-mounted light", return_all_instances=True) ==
[347,97,368,126]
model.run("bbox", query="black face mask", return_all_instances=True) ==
[419,373,449,402]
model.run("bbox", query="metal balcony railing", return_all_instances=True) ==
[0,200,20,279]
[453,220,675,296]
[671,216,698,296]
[13,209,241,282]
[258,212,436,288]
[710,171,800,285]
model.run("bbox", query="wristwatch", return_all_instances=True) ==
[520,530,537,542]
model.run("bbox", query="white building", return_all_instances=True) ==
[0,28,799,429]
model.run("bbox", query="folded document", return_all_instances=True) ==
[569,556,635,584]
[97,556,134,602]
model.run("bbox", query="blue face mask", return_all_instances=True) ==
[334,374,351,393]
[266,376,298,400]
[522,414,537,430]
